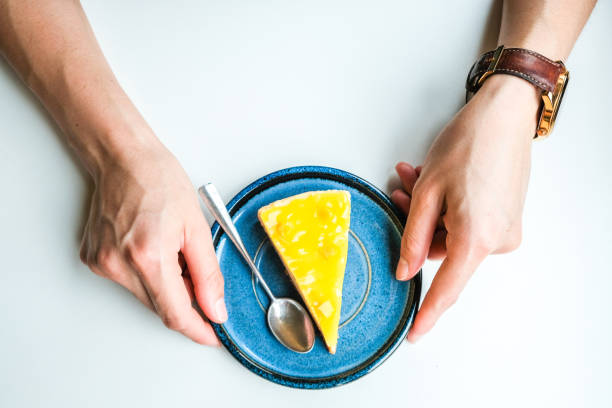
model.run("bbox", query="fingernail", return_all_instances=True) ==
[396,258,410,281]
[215,298,228,322]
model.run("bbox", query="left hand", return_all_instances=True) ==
[392,75,539,343]
[79,139,226,345]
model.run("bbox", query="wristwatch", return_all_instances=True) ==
[466,45,569,140]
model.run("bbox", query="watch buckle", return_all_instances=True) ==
[477,45,505,86]
[535,66,569,139]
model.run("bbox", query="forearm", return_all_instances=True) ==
[0,0,158,178]
[499,0,597,60]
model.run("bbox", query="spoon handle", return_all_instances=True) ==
[198,183,276,301]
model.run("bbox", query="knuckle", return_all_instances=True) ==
[83,246,122,280]
[466,220,522,255]
[161,310,186,332]
[475,239,494,255]
[95,246,116,271]
[413,182,438,206]
[124,241,161,275]
[98,249,122,280]
[102,265,121,282]
[466,228,494,256]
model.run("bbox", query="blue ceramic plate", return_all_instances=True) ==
[210,166,421,389]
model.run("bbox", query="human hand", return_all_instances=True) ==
[392,75,539,343]
[79,141,225,345]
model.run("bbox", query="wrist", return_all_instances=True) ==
[472,74,541,139]
[55,83,163,179]
[478,74,540,111]
[33,60,163,180]
[70,112,163,181]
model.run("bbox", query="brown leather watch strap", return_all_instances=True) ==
[466,47,566,94]
[465,46,570,139]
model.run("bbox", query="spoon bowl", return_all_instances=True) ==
[268,298,315,353]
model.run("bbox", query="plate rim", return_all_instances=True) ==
[209,165,421,389]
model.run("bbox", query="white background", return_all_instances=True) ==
[1,1,610,406]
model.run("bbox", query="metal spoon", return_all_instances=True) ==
[198,183,315,353]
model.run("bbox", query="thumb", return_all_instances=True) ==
[182,217,227,324]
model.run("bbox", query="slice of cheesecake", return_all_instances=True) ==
[257,190,350,354]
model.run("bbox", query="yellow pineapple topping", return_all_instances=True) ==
[257,190,351,354]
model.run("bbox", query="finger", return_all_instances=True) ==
[139,257,220,346]
[415,166,422,177]
[89,263,156,311]
[428,229,447,260]
[396,183,443,281]
[183,218,227,324]
[115,269,156,311]
[391,189,411,215]
[407,245,485,343]
[85,246,155,311]
[395,162,419,195]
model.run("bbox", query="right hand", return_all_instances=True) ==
[79,141,226,345]
[391,75,535,343]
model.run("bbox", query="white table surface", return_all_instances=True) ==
[1,1,610,406]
